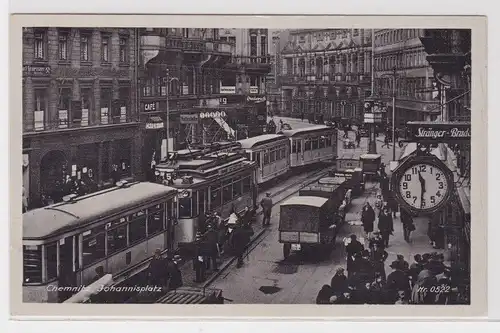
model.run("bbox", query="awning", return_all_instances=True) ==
[148,116,164,123]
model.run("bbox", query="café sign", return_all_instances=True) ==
[180,114,199,124]
[407,121,471,143]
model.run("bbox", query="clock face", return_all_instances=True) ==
[398,163,449,210]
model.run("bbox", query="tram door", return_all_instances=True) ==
[58,236,77,302]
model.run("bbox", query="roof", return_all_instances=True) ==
[280,125,334,138]
[360,153,382,160]
[23,182,178,240]
[238,134,287,149]
[280,196,329,208]
[317,177,347,185]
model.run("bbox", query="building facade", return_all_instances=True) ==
[22,27,141,209]
[420,29,471,299]
[266,29,290,116]
[373,29,440,127]
[279,29,373,123]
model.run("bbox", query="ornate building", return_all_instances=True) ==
[279,29,373,123]
[373,29,440,126]
[22,27,141,209]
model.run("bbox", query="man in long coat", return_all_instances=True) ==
[361,202,376,238]
[377,207,394,248]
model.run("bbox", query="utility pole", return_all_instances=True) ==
[367,28,377,154]
[165,69,180,157]
[391,66,397,161]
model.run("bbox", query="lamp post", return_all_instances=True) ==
[381,66,398,161]
[165,69,180,156]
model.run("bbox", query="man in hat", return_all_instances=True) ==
[167,254,183,290]
[148,249,168,287]
[370,242,388,282]
[377,207,394,248]
[193,232,206,283]
[205,224,219,271]
[260,192,273,227]
[346,235,364,278]
[386,260,411,303]
[396,254,410,274]
[330,267,348,296]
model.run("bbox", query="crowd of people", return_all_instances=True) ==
[316,233,468,305]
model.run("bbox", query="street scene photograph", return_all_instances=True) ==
[20,26,472,306]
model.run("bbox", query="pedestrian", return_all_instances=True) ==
[356,250,375,284]
[300,112,305,122]
[343,127,349,139]
[425,252,446,276]
[377,207,394,248]
[370,272,386,304]
[408,254,424,288]
[386,261,411,303]
[411,268,438,304]
[260,192,273,227]
[110,164,120,185]
[205,224,219,271]
[231,222,250,268]
[387,193,399,218]
[279,119,284,131]
[382,134,390,148]
[193,232,206,283]
[330,267,348,296]
[169,255,184,290]
[346,235,364,278]
[396,254,410,274]
[316,284,334,304]
[400,208,415,243]
[394,291,409,305]
[370,242,388,283]
[148,249,168,287]
[361,202,376,238]
[355,131,361,147]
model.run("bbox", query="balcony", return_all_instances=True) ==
[140,33,234,56]
[279,72,372,86]
[230,56,272,74]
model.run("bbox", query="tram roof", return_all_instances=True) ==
[238,134,287,149]
[23,182,178,240]
[279,125,335,137]
[280,196,329,208]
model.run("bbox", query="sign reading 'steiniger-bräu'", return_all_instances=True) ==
[406,121,471,143]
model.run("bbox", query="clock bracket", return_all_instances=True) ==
[415,142,440,156]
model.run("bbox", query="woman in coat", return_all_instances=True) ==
[361,202,376,238]
[377,207,394,248]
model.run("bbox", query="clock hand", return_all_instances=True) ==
[418,172,426,206]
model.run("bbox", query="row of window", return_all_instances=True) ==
[31,86,130,130]
[33,29,129,64]
[23,202,173,284]
[253,145,289,167]
[142,74,219,97]
[376,77,430,100]
[375,29,421,46]
[291,136,334,153]
[375,49,427,71]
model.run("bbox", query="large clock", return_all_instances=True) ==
[390,154,454,214]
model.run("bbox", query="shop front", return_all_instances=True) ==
[25,124,141,209]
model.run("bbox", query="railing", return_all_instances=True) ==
[279,72,372,84]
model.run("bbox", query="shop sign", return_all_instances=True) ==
[247,96,266,103]
[145,122,164,130]
[200,111,227,119]
[250,86,259,94]
[407,121,471,143]
[144,102,157,112]
[23,65,51,77]
[220,86,236,94]
[218,162,243,176]
[55,66,129,78]
[364,112,382,124]
[180,114,199,124]
[335,159,362,172]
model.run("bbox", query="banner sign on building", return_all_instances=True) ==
[199,111,227,119]
[406,121,471,143]
[220,86,236,94]
[23,65,51,77]
[247,96,266,103]
[250,86,259,94]
[180,114,199,124]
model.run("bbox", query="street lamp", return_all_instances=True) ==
[165,69,180,156]
[380,66,398,161]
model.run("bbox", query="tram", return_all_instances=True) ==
[155,150,258,246]
[22,181,177,303]
[238,134,290,185]
[280,125,338,168]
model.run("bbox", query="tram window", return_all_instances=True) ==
[45,242,58,281]
[210,187,221,210]
[296,141,302,153]
[319,138,325,149]
[23,245,42,284]
[147,204,165,235]
[312,138,319,150]
[232,176,242,197]
[255,153,261,167]
[242,176,251,194]
[107,224,128,255]
[263,152,269,165]
[291,141,297,153]
[305,139,312,151]
[198,189,206,217]
[223,182,233,203]
[129,214,147,244]
[326,136,332,147]
[245,152,251,161]
[270,149,276,163]
[179,197,192,218]
[192,191,199,216]
[82,226,106,266]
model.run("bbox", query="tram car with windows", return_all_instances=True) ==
[22,181,178,303]
[238,134,290,185]
[279,125,338,168]
[155,150,258,248]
